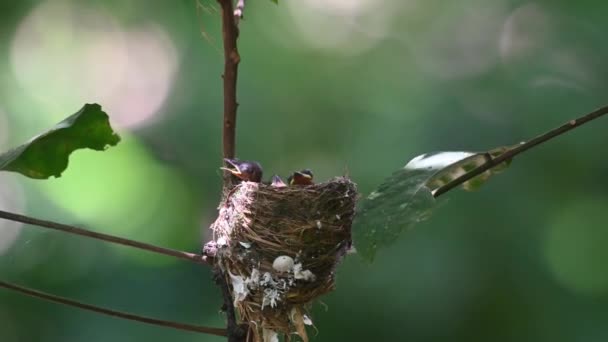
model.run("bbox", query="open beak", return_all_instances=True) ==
[220,158,242,177]
[271,175,287,187]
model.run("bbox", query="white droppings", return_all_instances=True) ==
[262,288,281,309]
[216,236,228,247]
[228,271,249,305]
[293,263,317,282]
[263,328,279,342]
[260,272,276,287]
[316,220,322,229]
[246,268,260,289]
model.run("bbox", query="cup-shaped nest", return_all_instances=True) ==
[209,177,357,342]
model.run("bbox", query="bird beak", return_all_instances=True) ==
[296,171,312,180]
[271,175,287,187]
[220,158,242,177]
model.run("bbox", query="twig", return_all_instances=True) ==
[433,105,608,198]
[0,210,208,265]
[218,0,240,164]
[0,280,227,337]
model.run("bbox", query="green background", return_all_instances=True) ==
[1,0,608,341]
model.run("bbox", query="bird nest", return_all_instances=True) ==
[208,177,358,342]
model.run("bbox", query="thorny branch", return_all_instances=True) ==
[433,105,608,198]
[0,280,227,337]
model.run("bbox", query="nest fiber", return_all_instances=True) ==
[210,177,357,341]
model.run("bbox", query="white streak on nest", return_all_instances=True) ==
[229,268,261,305]
[316,220,322,229]
[257,262,318,310]
[262,288,281,309]
[293,263,316,282]
[263,328,278,342]
[260,272,276,287]
[228,271,249,306]
[217,236,228,247]
[247,268,260,289]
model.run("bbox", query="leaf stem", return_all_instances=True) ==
[0,210,208,265]
[0,280,227,337]
[433,105,608,198]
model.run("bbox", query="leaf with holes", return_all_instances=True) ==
[0,103,120,179]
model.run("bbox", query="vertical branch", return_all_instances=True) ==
[216,1,246,341]
[219,0,240,165]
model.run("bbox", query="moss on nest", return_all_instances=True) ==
[209,177,358,341]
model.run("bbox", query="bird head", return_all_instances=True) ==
[288,169,314,185]
[221,158,263,182]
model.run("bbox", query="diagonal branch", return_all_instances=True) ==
[0,210,208,265]
[0,280,227,337]
[433,105,608,198]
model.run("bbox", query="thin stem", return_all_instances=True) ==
[433,105,608,198]
[0,210,208,265]
[0,280,227,337]
[219,0,240,163]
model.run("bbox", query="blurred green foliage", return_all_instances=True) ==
[1,0,608,341]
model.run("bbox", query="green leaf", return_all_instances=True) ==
[353,150,513,261]
[0,103,120,179]
[270,0,278,4]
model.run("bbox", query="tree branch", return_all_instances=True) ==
[0,280,227,337]
[0,210,208,265]
[216,0,245,341]
[219,0,240,164]
[433,105,608,198]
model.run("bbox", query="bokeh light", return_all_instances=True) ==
[10,0,179,128]
[543,198,608,295]
[403,0,508,79]
[499,3,593,93]
[38,134,196,265]
[280,0,396,55]
[499,3,552,64]
[0,108,10,148]
[0,174,26,255]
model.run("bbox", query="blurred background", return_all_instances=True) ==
[1,0,608,341]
